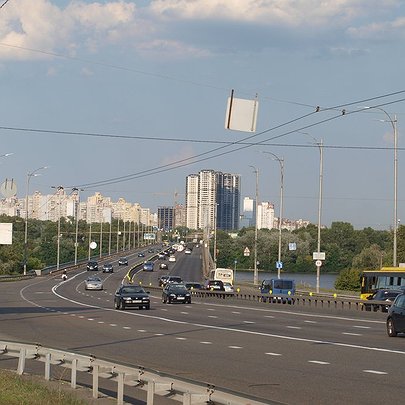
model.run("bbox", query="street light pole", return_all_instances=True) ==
[72,187,83,266]
[249,166,259,285]
[24,165,47,275]
[316,139,324,294]
[365,107,398,266]
[56,186,64,271]
[263,152,284,279]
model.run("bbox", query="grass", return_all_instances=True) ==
[0,370,88,405]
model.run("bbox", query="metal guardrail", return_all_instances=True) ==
[0,340,271,405]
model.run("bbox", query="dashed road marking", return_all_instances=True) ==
[228,346,242,349]
[308,361,330,365]
[363,370,388,375]
[342,332,362,336]
[264,315,274,318]
[304,320,317,324]
[200,341,212,345]
[181,312,189,315]
[353,326,371,329]
[287,326,301,329]
[138,329,146,332]
[208,315,218,319]
[110,324,117,327]
[176,337,186,340]
[265,352,282,356]
[123,326,131,330]
[243,321,255,324]
[232,311,241,314]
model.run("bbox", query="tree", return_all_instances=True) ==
[334,268,362,291]
[352,244,383,270]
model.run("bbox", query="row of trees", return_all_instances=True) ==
[212,222,404,274]
[0,215,148,275]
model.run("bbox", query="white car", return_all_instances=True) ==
[223,282,234,293]
[168,255,176,262]
[85,276,103,290]
[184,248,192,254]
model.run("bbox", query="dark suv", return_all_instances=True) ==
[387,293,405,337]
[162,283,191,304]
[86,261,98,271]
[364,289,402,312]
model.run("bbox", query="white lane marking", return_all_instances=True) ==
[25,282,404,358]
[207,308,215,311]
[228,346,242,349]
[264,315,274,319]
[232,311,241,314]
[87,318,94,321]
[200,341,212,345]
[110,324,117,327]
[181,312,189,315]
[123,327,131,330]
[266,352,282,356]
[363,370,388,375]
[243,321,255,324]
[353,326,371,329]
[154,333,164,336]
[304,320,317,324]
[138,329,146,332]
[161,309,168,311]
[308,361,330,365]
[203,302,385,325]
[176,337,186,340]
[342,332,362,336]
[208,315,218,319]
[78,316,84,318]
[287,326,302,329]
[98,321,104,324]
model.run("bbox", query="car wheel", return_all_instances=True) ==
[162,297,166,303]
[145,305,150,310]
[121,303,126,310]
[114,300,121,310]
[387,318,397,337]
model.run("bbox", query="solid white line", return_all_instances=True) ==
[265,352,282,356]
[308,360,330,365]
[363,370,388,375]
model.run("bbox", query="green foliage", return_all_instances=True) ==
[351,244,383,270]
[334,268,362,291]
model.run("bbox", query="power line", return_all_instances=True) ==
[0,0,11,9]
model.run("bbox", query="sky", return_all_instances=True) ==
[0,0,404,230]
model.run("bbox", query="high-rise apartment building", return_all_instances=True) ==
[185,170,240,231]
[158,206,174,231]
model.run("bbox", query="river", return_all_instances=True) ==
[235,271,338,290]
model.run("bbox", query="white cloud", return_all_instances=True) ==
[348,16,405,40]
[149,0,392,27]
[0,0,136,60]
[137,39,211,58]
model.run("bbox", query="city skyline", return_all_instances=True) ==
[0,1,403,230]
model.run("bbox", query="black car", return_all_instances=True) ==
[364,289,402,312]
[86,261,98,271]
[114,285,150,310]
[205,279,225,291]
[102,263,114,273]
[387,293,405,337]
[118,257,128,266]
[162,283,191,304]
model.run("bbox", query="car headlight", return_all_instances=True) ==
[123,297,131,301]
[185,294,190,297]
[170,294,176,297]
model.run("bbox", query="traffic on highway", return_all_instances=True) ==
[1,243,405,404]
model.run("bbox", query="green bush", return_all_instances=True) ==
[334,268,362,291]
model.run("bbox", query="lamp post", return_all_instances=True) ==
[99,214,103,259]
[56,185,64,271]
[116,218,120,253]
[249,165,259,285]
[263,152,284,279]
[376,110,398,266]
[24,165,47,275]
[108,219,112,255]
[72,187,83,265]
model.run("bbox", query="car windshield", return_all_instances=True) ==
[87,277,101,282]
[121,287,145,294]
[169,286,188,293]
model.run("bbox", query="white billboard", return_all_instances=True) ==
[144,233,156,240]
[225,91,259,133]
[0,223,12,245]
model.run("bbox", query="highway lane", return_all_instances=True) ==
[1,253,405,404]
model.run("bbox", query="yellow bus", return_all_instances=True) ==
[360,267,405,300]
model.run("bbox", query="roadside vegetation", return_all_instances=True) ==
[0,213,403,292]
[0,369,87,405]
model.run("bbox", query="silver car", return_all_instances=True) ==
[85,276,103,290]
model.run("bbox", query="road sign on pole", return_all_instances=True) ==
[244,247,250,257]
[276,261,283,269]
[315,260,322,267]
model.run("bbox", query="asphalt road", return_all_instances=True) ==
[1,246,404,405]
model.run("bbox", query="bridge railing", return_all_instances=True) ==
[0,340,270,405]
